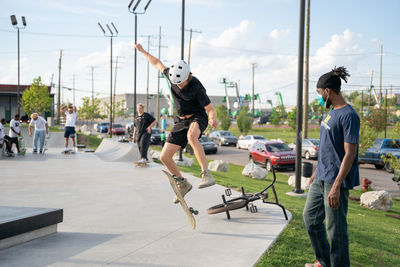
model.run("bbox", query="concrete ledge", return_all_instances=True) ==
[0,225,57,250]
[0,206,63,249]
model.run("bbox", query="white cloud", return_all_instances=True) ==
[269,29,290,40]
[0,58,30,84]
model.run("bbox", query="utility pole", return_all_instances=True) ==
[302,0,310,139]
[368,70,373,115]
[379,45,383,104]
[251,63,256,120]
[57,49,63,125]
[113,56,119,115]
[185,28,201,64]
[140,35,154,112]
[157,26,161,126]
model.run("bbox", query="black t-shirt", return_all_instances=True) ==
[134,112,155,136]
[163,68,211,116]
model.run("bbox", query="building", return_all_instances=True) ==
[0,84,54,122]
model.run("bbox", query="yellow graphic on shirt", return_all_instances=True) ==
[323,114,331,124]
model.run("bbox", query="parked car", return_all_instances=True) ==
[302,139,320,159]
[96,122,109,133]
[359,138,400,173]
[150,128,163,145]
[108,123,125,135]
[237,135,268,150]
[249,141,296,171]
[209,130,238,146]
[185,135,218,154]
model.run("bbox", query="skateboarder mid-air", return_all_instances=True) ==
[62,104,78,153]
[136,43,218,203]
[133,103,156,164]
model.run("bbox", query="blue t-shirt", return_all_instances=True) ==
[316,104,360,189]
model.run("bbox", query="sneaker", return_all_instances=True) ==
[305,260,322,267]
[39,150,43,154]
[173,176,193,204]
[33,150,37,153]
[198,169,216,189]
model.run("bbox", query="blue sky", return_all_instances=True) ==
[1,0,399,108]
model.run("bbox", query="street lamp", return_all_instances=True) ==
[128,0,152,118]
[98,22,118,138]
[10,15,27,116]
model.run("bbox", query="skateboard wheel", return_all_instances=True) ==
[190,207,199,215]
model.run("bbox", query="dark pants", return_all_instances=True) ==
[137,133,150,160]
[10,137,20,152]
[303,178,350,267]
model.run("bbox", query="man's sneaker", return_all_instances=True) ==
[39,150,43,154]
[305,260,322,267]
[33,150,37,153]
[198,169,216,189]
[173,176,193,204]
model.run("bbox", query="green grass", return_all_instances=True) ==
[77,133,102,150]
[155,149,400,267]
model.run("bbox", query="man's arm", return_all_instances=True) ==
[45,122,49,135]
[147,120,157,133]
[328,142,358,209]
[28,125,32,136]
[73,106,77,113]
[204,103,218,128]
[135,44,167,73]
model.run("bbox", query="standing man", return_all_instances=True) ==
[303,67,360,267]
[62,104,78,152]
[9,114,21,153]
[28,113,49,153]
[136,43,218,204]
[133,103,156,164]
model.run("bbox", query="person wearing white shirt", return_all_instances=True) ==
[62,104,77,152]
[28,113,49,153]
[9,114,22,153]
[0,118,12,154]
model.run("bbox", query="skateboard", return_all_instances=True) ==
[134,161,148,167]
[17,136,26,155]
[162,170,198,229]
[61,149,75,154]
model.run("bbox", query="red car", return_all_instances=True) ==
[108,123,126,135]
[249,141,296,171]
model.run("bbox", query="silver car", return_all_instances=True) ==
[302,139,320,159]
[209,130,238,146]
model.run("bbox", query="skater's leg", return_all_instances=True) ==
[33,132,39,152]
[160,142,182,177]
[38,131,45,152]
[187,122,207,171]
[140,133,151,160]
[65,138,69,149]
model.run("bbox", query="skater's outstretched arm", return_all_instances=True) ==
[204,103,218,129]
[135,44,167,73]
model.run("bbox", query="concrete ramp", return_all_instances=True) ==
[95,138,149,162]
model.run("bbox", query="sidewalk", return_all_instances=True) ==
[0,146,291,267]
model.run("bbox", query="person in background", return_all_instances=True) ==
[0,118,12,154]
[62,104,78,152]
[29,113,49,153]
[9,114,21,154]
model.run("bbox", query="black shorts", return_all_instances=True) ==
[64,126,76,138]
[9,137,18,144]
[166,114,208,148]
[1,135,11,142]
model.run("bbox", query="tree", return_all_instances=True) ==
[359,117,377,157]
[215,105,231,131]
[78,97,102,122]
[287,107,297,130]
[370,108,386,133]
[104,100,128,119]
[237,106,252,135]
[21,76,53,116]
[271,104,286,126]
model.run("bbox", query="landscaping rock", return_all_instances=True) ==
[173,154,194,167]
[288,175,311,190]
[208,160,229,172]
[360,190,393,211]
[242,161,268,180]
[149,150,161,160]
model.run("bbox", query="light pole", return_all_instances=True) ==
[10,15,27,116]
[128,0,152,118]
[98,22,118,138]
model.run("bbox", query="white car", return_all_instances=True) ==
[236,135,268,150]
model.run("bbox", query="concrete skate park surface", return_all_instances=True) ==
[0,137,291,266]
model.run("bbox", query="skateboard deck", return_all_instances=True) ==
[17,136,26,155]
[42,136,49,154]
[162,170,197,229]
[61,149,75,154]
[134,161,148,167]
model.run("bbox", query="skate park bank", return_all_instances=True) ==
[0,137,292,266]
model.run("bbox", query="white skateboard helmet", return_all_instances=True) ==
[169,60,191,85]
